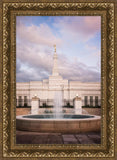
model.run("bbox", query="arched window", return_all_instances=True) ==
[95,96,98,106]
[18,96,22,106]
[84,96,88,106]
[90,96,93,106]
[24,96,27,106]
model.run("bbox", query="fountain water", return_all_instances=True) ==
[82,109,89,115]
[53,90,63,119]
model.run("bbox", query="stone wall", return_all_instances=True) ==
[82,108,101,116]
[16,108,101,116]
[39,108,101,116]
[16,108,31,116]
[16,108,74,115]
[38,108,74,114]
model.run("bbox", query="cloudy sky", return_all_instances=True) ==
[16,16,101,82]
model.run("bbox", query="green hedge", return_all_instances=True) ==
[40,105,53,108]
[82,105,101,108]
[40,105,74,108]
[63,105,74,108]
[16,105,101,109]
[16,106,31,108]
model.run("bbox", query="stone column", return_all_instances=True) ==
[31,95,39,114]
[93,96,95,106]
[74,95,82,114]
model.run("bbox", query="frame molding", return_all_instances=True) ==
[0,0,116,159]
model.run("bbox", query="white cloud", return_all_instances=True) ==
[53,16,101,42]
[16,41,100,82]
[17,22,62,47]
[58,55,100,82]
[16,16,101,82]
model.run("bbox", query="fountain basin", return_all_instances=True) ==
[16,114,101,133]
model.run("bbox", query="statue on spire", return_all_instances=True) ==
[54,44,56,53]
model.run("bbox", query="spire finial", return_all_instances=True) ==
[54,44,56,53]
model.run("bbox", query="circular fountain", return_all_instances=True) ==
[16,112,100,133]
[16,93,101,133]
[16,114,100,133]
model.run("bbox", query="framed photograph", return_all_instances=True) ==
[0,0,117,159]
[16,15,102,145]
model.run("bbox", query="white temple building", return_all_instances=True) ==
[16,46,101,108]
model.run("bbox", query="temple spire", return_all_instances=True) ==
[52,45,59,76]
[54,44,56,53]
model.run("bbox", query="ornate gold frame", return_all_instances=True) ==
[0,0,116,159]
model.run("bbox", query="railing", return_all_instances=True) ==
[16,99,101,108]
[82,99,101,107]
[16,99,31,107]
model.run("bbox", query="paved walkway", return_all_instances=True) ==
[16,130,101,144]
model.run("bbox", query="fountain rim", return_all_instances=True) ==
[16,114,101,121]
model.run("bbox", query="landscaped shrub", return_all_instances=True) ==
[63,110,66,113]
[24,103,27,107]
[82,105,101,108]
[63,105,74,108]
[16,106,31,108]
[40,105,53,108]
[44,110,53,113]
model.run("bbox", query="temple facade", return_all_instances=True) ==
[16,46,101,107]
